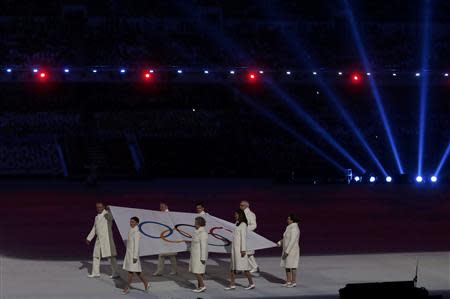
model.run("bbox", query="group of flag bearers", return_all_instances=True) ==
[85,201,300,294]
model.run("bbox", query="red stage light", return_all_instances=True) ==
[351,72,361,83]
[143,72,153,81]
[39,72,46,78]
[248,72,257,82]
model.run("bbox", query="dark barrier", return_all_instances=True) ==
[339,281,438,299]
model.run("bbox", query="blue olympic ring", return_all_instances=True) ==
[139,221,174,239]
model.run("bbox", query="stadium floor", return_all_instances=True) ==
[1,252,449,299]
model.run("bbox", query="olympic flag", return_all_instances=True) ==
[109,205,277,256]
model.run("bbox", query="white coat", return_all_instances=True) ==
[189,226,208,274]
[123,226,142,272]
[279,222,300,269]
[86,210,117,258]
[230,222,250,271]
[244,208,257,255]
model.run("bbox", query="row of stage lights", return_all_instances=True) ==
[3,67,450,81]
[353,175,438,183]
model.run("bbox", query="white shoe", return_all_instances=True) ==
[87,274,100,278]
[122,288,129,295]
[244,284,255,290]
[224,285,236,290]
[169,271,177,275]
[152,272,162,276]
[282,282,292,287]
[192,286,206,293]
[109,274,120,279]
[145,283,151,292]
[249,267,259,273]
[287,283,297,288]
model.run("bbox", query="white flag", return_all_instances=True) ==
[109,205,277,256]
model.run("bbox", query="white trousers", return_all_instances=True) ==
[91,256,118,276]
[248,254,258,270]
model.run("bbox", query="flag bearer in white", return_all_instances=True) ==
[278,214,300,288]
[225,209,255,291]
[189,216,208,293]
[86,202,119,278]
[122,217,150,295]
[153,202,178,276]
[240,200,259,273]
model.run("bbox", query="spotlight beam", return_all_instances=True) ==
[268,82,366,173]
[343,0,404,174]
[255,1,386,177]
[235,89,347,173]
[434,141,450,177]
[417,0,432,177]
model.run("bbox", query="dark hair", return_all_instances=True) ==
[195,216,206,227]
[195,202,205,208]
[288,214,299,223]
[131,216,140,224]
[96,202,105,206]
[235,209,248,226]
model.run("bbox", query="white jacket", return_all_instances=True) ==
[280,222,300,269]
[86,210,117,258]
[123,226,141,272]
[230,222,250,271]
[244,208,257,255]
[189,226,208,274]
[244,208,257,231]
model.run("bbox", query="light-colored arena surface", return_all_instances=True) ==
[1,252,449,299]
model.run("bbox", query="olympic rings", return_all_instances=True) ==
[138,221,232,246]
